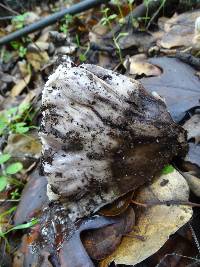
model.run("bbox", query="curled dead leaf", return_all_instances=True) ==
[100,170,192,266]
[125,54,162,77]
[11,74,31,97]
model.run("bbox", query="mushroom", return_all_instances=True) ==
[33,59,188,265]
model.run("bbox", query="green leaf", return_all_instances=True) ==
[0,218,38,237]
[15,122,26,127]
[0,206,16,220]
[0,154,11,164]
[10,218,38,231]
[10,41,21,50]
[6,107,18,116]
[102,7,110,14]
[79,54,87,62]
[108,14,117,20]
[5,162,23,175]
[15,126,29,134]
[161,165,175,175]
[14,122,30,134]
[0,176,8,192]
[18,103,30,114]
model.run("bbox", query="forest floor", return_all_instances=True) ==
[0,0,200,266]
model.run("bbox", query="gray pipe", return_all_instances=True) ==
[0,0,109,46]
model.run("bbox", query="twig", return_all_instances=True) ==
[124,233,146,241]
[189,223,200,254]
[132,199,200,208]
[146,0,166,30]
[0,3,19,15]
[176,51,200,70]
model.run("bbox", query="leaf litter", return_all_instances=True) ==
[0,1,200,267]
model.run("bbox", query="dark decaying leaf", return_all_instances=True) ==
[14,170,48,225]
[82,207,135,260]
[98,191,134,217]
[140,57,200,122]
[17,208,134,267]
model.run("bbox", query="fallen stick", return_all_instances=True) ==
[176,51,200,70]
[0,0,109,46]
[132,199,200,208]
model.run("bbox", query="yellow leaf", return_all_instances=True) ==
[100,170,192,266]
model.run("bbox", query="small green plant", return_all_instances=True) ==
[10,188,20,200]
[100,7,117,27]
[10,41,27,58]
[100,7,127,63]
[0,217,38,252]
[59,14,73,34]
[0,103,35,136]
[112,0,125,24]
[11,13,28,30]
[0,153,23,192]
[75,34,90,62]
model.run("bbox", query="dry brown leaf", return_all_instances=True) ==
[26,51,49,71]
[4,133,42,162]
[18,60,30,77]
[100,170,192,266]
[125,54,162,76]
[160,10,200,49]
[10,74,31,97]
[89,23,109,44]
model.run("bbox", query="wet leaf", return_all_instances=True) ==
[82,207,135,260]
[100,170,192,266]
[14,170,48,225]
[141,57,200,122]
